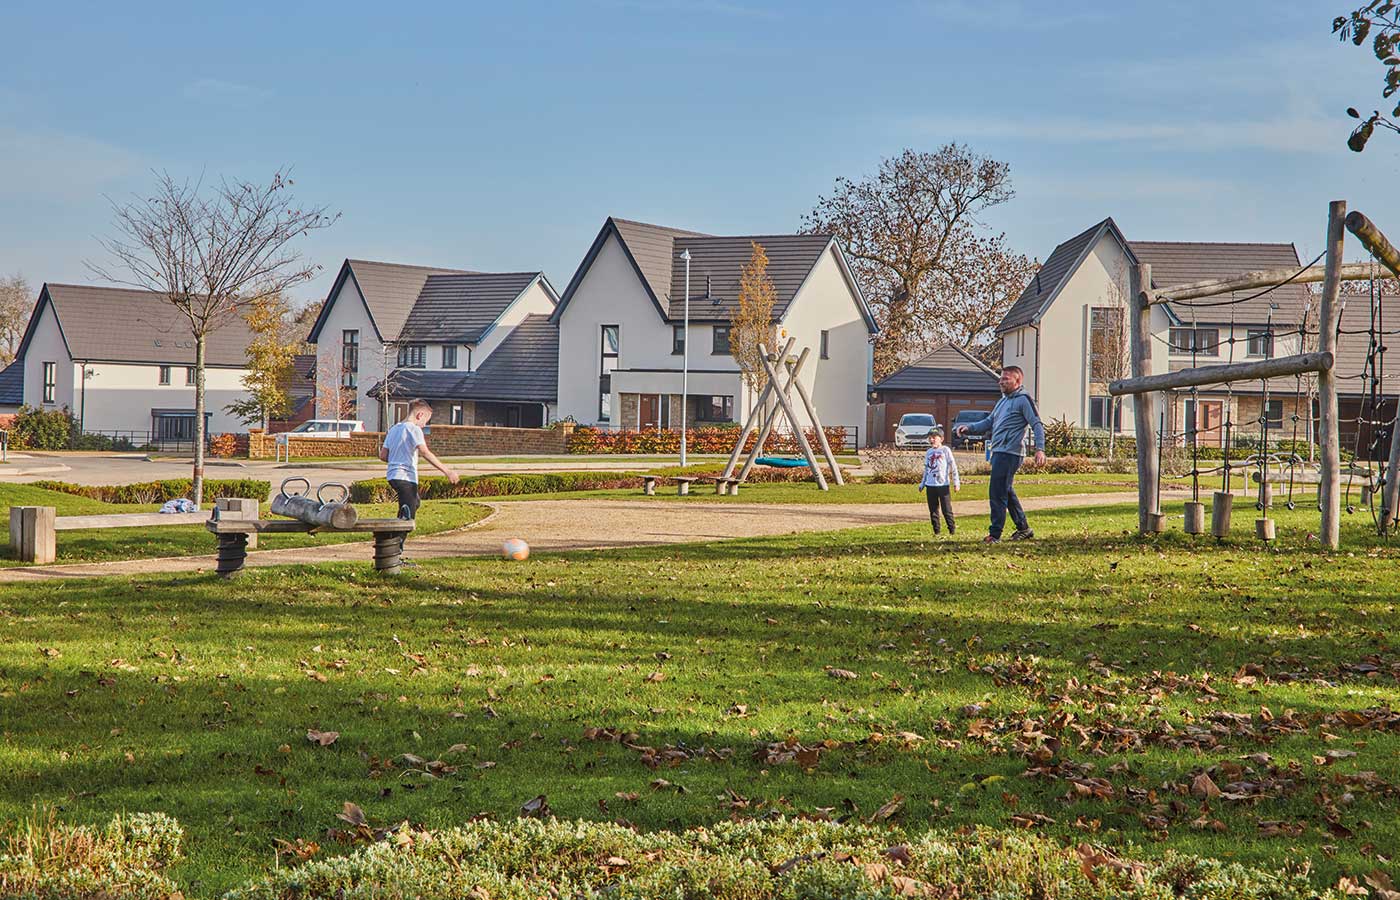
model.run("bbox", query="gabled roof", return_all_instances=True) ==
[398,272,555,344]
[553,216,878,331]
[369,314,558,403]
[19,284,255,367]
[0,360,22,406]
[308,259,474,343]
[872,344,1001,395]
[1130,241,1309,325]
[998,217,1133,333]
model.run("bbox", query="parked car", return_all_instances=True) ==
[950,410,991,449]
[277,419,366,441]
[893,413,938,449]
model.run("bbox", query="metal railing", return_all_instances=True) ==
[73,430,209,453]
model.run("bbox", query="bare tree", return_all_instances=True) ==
[1087,280,1130,457]
[0,273,33,365]
[802,145,1034,379]
[312,337,358,423]
[729,242,778,407]
[933,234,1039,364]
[91,170,334,504]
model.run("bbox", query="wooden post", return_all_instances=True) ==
[1255,517,1276,541]
[1211,491,1233,539]
[1130,263,1159,533]
[1109,352,1333,396]
[757,345,828,491]
[1317,201,1345,550]
[10,506,56,564]
[1183,501,1205,534]
[217,497,259,549]
[787,359,845,485]
[721,337,796,481]
[736,348,809,484]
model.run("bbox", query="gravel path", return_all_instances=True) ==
[0,492,1138,582]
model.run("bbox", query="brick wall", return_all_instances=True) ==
[425,424,568,455]
[248,431,385,459]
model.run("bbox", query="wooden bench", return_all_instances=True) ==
[674,476,697,496]
[205,517,415,577]
[9,498,259,564]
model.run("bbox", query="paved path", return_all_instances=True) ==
[0,491,1138,582]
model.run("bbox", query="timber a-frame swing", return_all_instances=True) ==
[719,337,845,491]
[1108,200,1400,550]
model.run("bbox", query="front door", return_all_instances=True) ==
[1187,400,1225,447]
[639,394,660,430]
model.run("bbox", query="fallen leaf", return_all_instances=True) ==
[827,667,858,680]
[519,795,551,818]
[306,729,340,747]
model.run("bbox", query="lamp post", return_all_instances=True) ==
[680,249,691,467]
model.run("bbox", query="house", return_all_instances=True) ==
[552,217,877,445]
[0,360,22,420]
[11,283,256,441]
[306,259,560,430]
[867,344,1002,445]
[995,218,1351,448]
[267,352,317,433]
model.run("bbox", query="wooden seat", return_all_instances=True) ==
[673,477,697,496]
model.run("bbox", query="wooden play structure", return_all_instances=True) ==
[718,337,845,492]
[1109,200,1400,549]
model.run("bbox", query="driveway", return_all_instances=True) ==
[0,491,1137,582]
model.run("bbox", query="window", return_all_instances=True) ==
[820,329,830,359]
[695,395,734,422]
[1262,399,1284,429]
[672,325,685,356]
[1089,396,1121,430]
[1089,307,1125,382]
[42,362,56,403]
[397,343,426,368]
[158,365,171,385]
[443,345,458,369]
[450,404,464,425]
[1168,327,1219,357]
[342,329,359,388]
[185,366,196,386]
[599,325,619,421]
[1246,329,1273,358]
[712,325,732,355]
[1014,329,1025,356]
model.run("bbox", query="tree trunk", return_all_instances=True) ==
[193,332,207,507]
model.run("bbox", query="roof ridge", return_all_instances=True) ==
[347,258,475,273]
[45,282,162,295]
[610,216,711,237]
[1129,240,1297,248]
[424,270,541,279]
[677,232,832,242]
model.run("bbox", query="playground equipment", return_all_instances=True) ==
[719,337,844,492]
[1109,200,1400,548]
[269,478,358,529]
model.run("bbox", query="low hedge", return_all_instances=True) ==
[30,478,270,505]
[222,816,1343,900]
[349,472,645,503]
[0,811,183,899]
[568,425,850,455]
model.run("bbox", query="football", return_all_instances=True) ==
[501,538,530,561]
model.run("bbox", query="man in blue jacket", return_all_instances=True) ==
[954,366,1046,543]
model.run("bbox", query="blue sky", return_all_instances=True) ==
[2,0,1394,307]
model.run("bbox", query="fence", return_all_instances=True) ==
[72,430,206,453]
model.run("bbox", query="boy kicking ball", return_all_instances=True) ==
[918,426,959,536]
[379,399,460,557]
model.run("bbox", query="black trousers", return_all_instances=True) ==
[389,479,421,520]
[925,485,955,534]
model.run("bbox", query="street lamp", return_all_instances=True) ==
[680,248,691,467]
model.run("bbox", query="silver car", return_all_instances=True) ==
[893,413,938,448]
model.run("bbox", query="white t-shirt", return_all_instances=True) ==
[384,421,426,483]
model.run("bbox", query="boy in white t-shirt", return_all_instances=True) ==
[378,398,460,521]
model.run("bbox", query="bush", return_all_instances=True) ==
[221,815,1337,900]
[0,811,183,899]
[8,405,75,450]
[349,472,645,503]
[208,433,239,458]
[31,478,269,505]
[1019,454,1098,475]
[864,446,925,484]
[568,425,849,455]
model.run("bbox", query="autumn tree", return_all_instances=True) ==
[92,170,335,505]
[0,273,33,365]
[226,292,303,429]
[1087,277,1131,457]
[802,145,1036,379]
[730,242,778,403]
[312,336,359,423]
[1335,5,1400,150]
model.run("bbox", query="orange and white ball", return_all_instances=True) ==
[501,538,530,561]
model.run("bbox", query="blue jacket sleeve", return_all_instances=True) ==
[965,414,993,436]
[1023,397,1045,450]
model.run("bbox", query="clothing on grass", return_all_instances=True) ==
[960,388,1045,456]
[383,421,426,483]
[925,484,955,534]
[389,478,421,520]
[919,445,960,489]
[988,451,1030,539]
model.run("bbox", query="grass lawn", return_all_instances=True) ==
[0,483,491,567]
[1,498,1396,895]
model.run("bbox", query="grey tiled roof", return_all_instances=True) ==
[667,234,834,322]
[370,314,558,403]
[345,259,474,341]
[37,284,255,366]
[611,218,706,312]
[999,218,1117,333]
[1131,241,1311,326]
[0,360,22,405]
[872,344,1001,395]
[398,272,543,343]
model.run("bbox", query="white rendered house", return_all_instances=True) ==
[306,259,560,430]
[552,217,877,445]
[13,283,256,441]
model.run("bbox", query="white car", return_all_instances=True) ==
[278,419,366,439]
[893,413,938,448]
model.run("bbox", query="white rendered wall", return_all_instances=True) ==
[23,300,75,412]
[76,363,248,434]
[315,274,386,428]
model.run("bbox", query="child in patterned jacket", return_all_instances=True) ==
[917,427,960,536]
